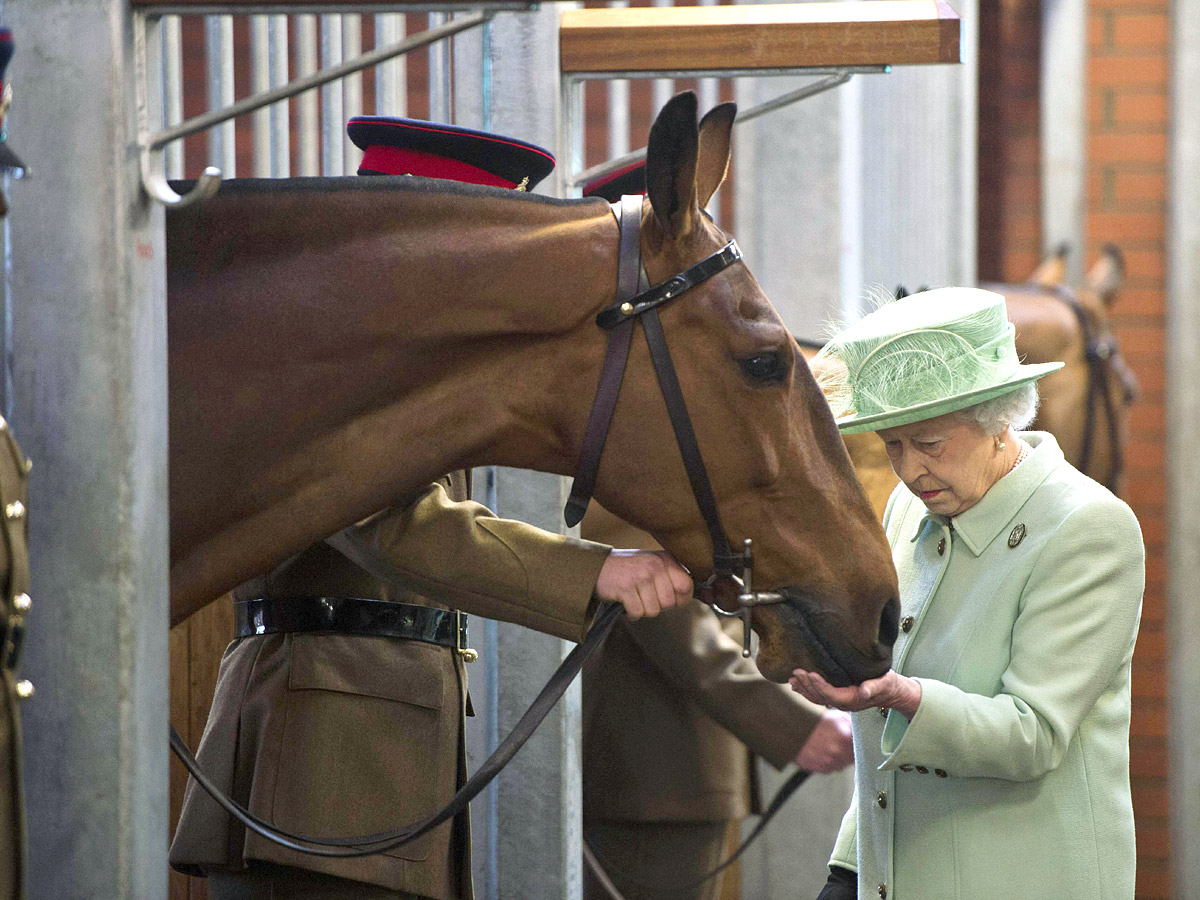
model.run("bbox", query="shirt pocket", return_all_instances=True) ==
[270,634,448,862]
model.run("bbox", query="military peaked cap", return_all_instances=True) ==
[347,116,555,190]
[582,161,646,203]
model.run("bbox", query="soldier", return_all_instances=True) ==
[0,418,30,900]
[0,29,32,899]
[169,119,693,900]
[581,504,852,900]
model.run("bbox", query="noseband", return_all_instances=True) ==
[564,194,785,655]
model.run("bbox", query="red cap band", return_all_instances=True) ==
[360,145,517,188]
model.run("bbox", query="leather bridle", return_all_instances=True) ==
[1039,284,1135,492]
[564,194,788,656]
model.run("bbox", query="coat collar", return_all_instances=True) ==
[908,432,1064,556]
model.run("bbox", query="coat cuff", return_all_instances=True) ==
[877,677,957,774]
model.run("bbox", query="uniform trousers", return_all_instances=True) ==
[208,863,427,900]
[583,820,739,900]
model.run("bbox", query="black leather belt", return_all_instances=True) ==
[234,597,466,651]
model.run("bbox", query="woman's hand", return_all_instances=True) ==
[790,668,922,720]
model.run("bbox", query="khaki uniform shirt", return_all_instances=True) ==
[170,474,611,898]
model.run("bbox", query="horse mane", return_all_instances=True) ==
[169,175,608,210]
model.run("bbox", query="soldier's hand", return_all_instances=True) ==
[595,549,692,620]
[794,709,854,774]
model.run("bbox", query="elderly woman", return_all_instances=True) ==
[792,288,1144,900]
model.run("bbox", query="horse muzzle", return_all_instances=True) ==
[756,589,897,687]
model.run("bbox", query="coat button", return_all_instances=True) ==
[13,593,29,613]
[876,790,887,809]
[898,764,913,772]
[5,501,24,520]
[935,768,948,778]
[916,765,929,774]
[878,884,888,899]
[901,615,914,633]
[14,680,33,700]
[937,537,946,555]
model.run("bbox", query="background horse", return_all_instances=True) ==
[803,245,1136,517]
[166,93,898,685]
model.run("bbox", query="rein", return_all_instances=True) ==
[1038,284,1130,492]
[168,194,802,859]
[566,194,788,656]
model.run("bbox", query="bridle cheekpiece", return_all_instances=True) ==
[564,194,785,656]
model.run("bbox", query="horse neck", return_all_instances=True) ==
[168,182,619,615]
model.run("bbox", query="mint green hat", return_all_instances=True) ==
[816,287,1064,435]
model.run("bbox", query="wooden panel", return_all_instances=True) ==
[168,619,192,900]
[560,0,960,75]
[168,597,235,900]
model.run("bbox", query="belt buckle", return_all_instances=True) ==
[456,610,478,663]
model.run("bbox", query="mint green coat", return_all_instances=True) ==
[830,432,1144,900]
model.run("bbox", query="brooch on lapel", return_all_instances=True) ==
[1008,523,1026,548]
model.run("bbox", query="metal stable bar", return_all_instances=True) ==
[650,0,673,114]
[604,0,629,167]
[251,15,272,175]
[269,14,291,176]
[428,11,453,121]
[206,15,237,174]
[297,14,320,175]
[568,69,875,187]
[342,14,364,172]
[144,12,489,151]
[139,1,529,13]
[375,13,407,115]
[163,15,185,178]
[321,14,345,174]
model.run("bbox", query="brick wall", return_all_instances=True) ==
[979,2,1171,896]
[1088,3,1171,897]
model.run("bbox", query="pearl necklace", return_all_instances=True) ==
[1009,440,1031,473]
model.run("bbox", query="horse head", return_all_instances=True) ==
[586,93,898,685]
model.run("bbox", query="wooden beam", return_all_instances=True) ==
[561,0,960,75]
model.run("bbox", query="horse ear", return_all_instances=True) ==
[696,102,736,210]
[1086,244,1124,306]
[646,91,700,239]
[1028,242,1070,287]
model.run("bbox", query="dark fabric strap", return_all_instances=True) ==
[564,194,644,527]
[639,306,736,570]
[595,240,742,330]
[234,596,464,649]
[169,602,623,857]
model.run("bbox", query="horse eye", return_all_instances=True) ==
[740,353,785,382]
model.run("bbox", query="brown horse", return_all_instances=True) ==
[803,246,1136,517]
[166,93,898,685]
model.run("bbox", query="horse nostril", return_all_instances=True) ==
[878,597,900,648]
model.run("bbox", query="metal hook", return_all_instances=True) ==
[139,146,221,208]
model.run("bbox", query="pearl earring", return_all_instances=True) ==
[996,438,1006,452]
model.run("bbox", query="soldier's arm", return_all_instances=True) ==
[583,502,829,769]
[345,482,689,641]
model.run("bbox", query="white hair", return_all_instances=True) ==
[954,383,1040,435]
